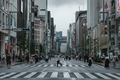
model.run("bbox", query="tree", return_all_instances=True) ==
[17,32,27,52]
[39,44,43,53]
[30,41,35,54]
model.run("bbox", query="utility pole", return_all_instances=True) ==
[23,0,29,56]
[103,0,105,22]
[45,0,48,54]
[8,2,11,55]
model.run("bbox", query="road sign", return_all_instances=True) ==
[12,28,22,32]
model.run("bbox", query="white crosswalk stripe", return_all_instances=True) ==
[11,72,27,78]
[24,72,37,78]
[0,72,16,79]
[69,65,72,67]
[0,73,6,76]
[0,72,119,79]
[80,65,86,67]
[50,64,54,67]
[51,72,58,78]
[37,72,47,78]
[105,73,120,79]
[95,73,111,79]
[74,65,79,67]
[85,73,97,79]
[74,72,84,78]
[18,64,104,68]
[63,72,70,78]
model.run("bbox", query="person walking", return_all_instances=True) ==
[45,54,49,62]
[104,55,110,69]
[26,54,29,63]
[2,54,5,64]
[57,54,62,67]
[88,56,92,67]
[112,54,117,68]
[6,54,11,69]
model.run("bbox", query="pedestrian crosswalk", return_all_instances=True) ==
[0,72,120,79]
[20,64,104,68]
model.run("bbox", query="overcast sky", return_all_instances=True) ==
[48,0,87,36]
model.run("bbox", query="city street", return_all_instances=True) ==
[0,58,120,80]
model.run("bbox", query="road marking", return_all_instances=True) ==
[63,65,66,67]
[80,65,85,67]
[24,65,29,67]
[85,73,97,79]
[69,65,72,67]
[115,73,120,76]
[24,72,37,78]
[37,65,42,67]
[74,65,79,67]
[71,78,76,80]
[95,73,111,79]
[105,73,120,79]
[68,70,71,72]
[41,69,45,72]
[74,72,84,78]
[43,65,48,67]
[37,72,47,78]
[51,72,58,78]
[50,64,54,67]
[0,72,16,79]
[63,72,70,78]
[0,73,6,76]
[11,72,27,78]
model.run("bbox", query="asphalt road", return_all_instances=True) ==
[0,58,120,80]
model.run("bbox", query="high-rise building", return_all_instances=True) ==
[87,0,102,28]
[0,0,17,56]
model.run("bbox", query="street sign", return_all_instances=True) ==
[12,28,22,32]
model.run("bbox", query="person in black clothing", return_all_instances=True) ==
[88,56,92,67]
[35,54,38,63]
[26,54,29,63]
[6,54,11,69]
[104,55,110,69]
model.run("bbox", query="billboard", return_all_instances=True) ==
[116,0,120,19]
[105,0,110,12]
[116,0,120,12]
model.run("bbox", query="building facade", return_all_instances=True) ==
[0,0,17,57]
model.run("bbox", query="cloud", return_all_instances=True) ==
[48,0,86,7]
[48,0,87,36]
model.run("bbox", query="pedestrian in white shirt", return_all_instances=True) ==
[57,54,62,67]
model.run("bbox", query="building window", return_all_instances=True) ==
[6,15,8,26]
[3,13,4,25]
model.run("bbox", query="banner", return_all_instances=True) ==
[116,0,120,12]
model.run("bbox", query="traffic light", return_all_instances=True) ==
[22,28,30,31]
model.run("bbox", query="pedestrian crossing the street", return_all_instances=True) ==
[0,72,120,79]
[19,64,104,68]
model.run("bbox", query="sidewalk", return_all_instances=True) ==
[94,60,120,69]
[0,61,25,68]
